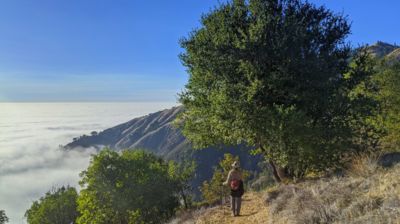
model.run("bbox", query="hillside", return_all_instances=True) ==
[365,41,400,63]
[66,106,187,158]
[172,155,400,224]
[386,48,400,62]
[65,106,261,195]
[366,41,399,58]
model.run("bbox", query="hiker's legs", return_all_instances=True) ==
[235,197,242,215]
[230,196,236,215]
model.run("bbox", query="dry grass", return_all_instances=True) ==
[265,155,400,224]
[348,153,381,177]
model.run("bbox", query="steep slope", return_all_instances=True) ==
[66,106,185,155]
[65,106,261,195]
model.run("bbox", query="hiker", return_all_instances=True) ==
[223,161,244,217]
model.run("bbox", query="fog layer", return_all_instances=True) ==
[0,102,176,223]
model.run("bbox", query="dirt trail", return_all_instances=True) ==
[194,191,268,224]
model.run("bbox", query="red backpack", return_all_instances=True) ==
[230,179,240,191]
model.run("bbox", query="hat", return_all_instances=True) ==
[231,161,240,168]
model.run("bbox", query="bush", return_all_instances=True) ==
[25,186,79,224]
[77,149,182,224]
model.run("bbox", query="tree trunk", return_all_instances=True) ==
[259,144,284,183]
[268,159,282,183]
[181,189,188,209]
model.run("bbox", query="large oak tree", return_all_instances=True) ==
[179,0,357,181]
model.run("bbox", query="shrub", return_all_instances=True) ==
[25,186,79,224]
[77,149,182,224]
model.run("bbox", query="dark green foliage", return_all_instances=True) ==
[0,210,9,224]
[179,0,360,179]
[24,186,79,224]
[77,149,183,224]
[377,63,400,149]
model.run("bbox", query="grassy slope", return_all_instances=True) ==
[265,162,400,224]
[173,156,400,224]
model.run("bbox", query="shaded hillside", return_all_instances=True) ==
[65,106,261,195]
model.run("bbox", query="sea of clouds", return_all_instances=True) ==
[0,102,177,224]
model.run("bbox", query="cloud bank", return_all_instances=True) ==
[0,102,177,223]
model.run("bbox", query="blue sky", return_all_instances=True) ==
[0,0,399,102]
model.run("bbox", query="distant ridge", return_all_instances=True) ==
[365,41,400,62]
[66,106,188,159]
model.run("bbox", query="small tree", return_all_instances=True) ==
[0,210,9,224]
[200,154,249,205]
[344,49,383,153]
[168,160,196,209]
[24,186,79,224]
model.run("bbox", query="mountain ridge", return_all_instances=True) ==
[65,106,261,196]
[365,41,400,61]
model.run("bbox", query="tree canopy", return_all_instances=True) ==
[178,0,370,180]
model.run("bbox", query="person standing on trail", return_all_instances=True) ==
[223,161,244,217]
